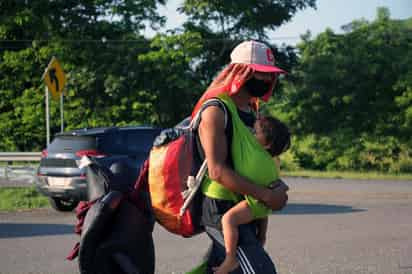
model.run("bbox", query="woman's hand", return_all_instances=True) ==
[260,180,289,211]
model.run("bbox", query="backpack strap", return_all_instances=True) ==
[179,99,232,216]
[190,98,228,130]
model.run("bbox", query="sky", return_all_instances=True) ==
[150,0,412,45]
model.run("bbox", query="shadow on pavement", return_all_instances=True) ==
[0,223,73,238]
[275,203,366,215]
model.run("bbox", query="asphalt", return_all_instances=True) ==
[0,177,411,274]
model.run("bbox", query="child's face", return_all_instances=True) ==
[254,119,271,149]
[254,116,290,157]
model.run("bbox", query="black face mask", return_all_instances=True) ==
[244,77,271,98]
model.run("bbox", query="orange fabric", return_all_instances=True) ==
[148,134,196,236]
[148,146,168,208]
[191,63,276,118]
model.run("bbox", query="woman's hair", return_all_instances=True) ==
[191,63,277,118]
[258,116,291,157]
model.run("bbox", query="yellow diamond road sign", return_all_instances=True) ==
[43,57,66,100]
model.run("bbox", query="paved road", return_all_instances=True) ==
[1,178,412,274]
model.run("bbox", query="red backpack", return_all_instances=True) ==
[148,99,228,237]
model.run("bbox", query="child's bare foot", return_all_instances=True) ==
[213,255,239,274]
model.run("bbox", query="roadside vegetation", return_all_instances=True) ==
[1,2,411,175]
[0,187,49,211]
[283,170,412,181]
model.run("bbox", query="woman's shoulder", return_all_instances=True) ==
[200,105,226,125]
[199,99,229,131]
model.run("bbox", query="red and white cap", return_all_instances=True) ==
[230,40,286,73]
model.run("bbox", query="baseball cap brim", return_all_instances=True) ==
[249,63,287,74]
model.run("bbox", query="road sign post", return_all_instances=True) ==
[45,86,50,145]
[42,57,67,142]
[60,93,64,132]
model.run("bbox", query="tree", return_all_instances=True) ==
[129,0,316,125]
[287,8,411,137]
[0,0,165,42]
[179,0,316,40]
[0,0,319,151]
[178,0,316,85]
[0,0,165,151]
[281,7,412,171]
[136,31,204,126]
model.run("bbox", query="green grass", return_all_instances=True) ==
[283,170,412,180]
[0,186,49,211]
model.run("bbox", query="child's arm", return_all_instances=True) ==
[221,200,254,256]
[256,217,268,246]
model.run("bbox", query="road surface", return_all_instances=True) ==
[1,178,412,274]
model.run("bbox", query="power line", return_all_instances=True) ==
[0,36,301,43]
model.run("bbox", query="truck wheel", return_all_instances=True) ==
[49,197,79,212]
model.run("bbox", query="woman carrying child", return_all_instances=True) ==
[188,40,290,274]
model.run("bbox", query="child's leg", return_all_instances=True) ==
[222,200,254,258]
[214,200,254,274]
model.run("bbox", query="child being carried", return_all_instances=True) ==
[214,115,291,274]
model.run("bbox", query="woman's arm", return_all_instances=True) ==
[198,106,288,210]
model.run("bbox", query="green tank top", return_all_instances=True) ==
[201,93,279,219]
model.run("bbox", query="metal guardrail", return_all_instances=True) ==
[0,152,41,180]
[0,152,41,162]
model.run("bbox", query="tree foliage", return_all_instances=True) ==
[282,7,412,172]
[2,2,410,173]
[179,0,316,39]
[0,0,165,150]
[179,0,315,85]
[0,0,314,151]
[288,8,412,138]
[136,31,204,126]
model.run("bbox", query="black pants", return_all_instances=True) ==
[202,197,277,274]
